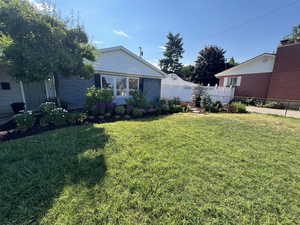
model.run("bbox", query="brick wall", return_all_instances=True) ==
[267,43,300,100]
[219,73,272,98]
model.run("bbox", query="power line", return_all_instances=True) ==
[206,0,300,39]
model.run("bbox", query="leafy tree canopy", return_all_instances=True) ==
[178,65,194,81]
[159,32,184,74]
[193,45,226,85]
[0,0,96,83]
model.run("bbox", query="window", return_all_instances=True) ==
[101,75,114,89]
[1,82,11,90]
[116,77,127,96]
[225,77,241,87]
[129,78,139,95]
[100,75,139,97]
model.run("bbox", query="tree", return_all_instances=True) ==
[159,32,184,74]
[178,65,194,81]
[0,0,96,104]
[193,46,226,85]
[226,57,238,69]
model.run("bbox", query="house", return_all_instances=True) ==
[215,42,300,101]
[161,73,197,102]
[0,46,166,116]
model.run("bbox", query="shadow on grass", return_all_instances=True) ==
[0,124,108,224]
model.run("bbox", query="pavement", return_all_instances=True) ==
[246,106,300,119]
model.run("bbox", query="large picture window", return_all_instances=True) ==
[100,75,139,97]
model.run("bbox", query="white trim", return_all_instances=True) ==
[96,70,162,79]
[19,81,27,110]
[99,46,167,78]
[44,80,49,99]
[215,53,275,78]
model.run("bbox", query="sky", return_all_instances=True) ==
[33,0,300,67]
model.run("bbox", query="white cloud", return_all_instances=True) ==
[159,45,166,50]
[28,0,54,12]
[113,30,130,38]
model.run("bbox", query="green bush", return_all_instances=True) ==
[115,105,125,115]
[40,108,68,127]
[66,112,87,125]
[263,102,285,109]
[231,102,247,113]
[125,91,149,108]
[86,86,113,110]
[15,111,36,132]
[161,104,170,113]
[40,102,56,115]
[210,101,223,113]
[132,108,143,117]
[200,95,213,111]
[92,103,106,116]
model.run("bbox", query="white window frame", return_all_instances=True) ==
[225,76,241,87]
[100,75,139,97]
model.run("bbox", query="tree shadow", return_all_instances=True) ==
[0,124,108,224]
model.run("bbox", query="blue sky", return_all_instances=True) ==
[39,0,299,66]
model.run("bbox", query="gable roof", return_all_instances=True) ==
[215,53,276,77]
[94,46,167,78]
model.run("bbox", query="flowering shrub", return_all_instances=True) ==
[66,112,87,125]
[132,108,143,117]
[15,111,36,132]
[86,86,113,110]
[40,108,68,127]
[93,103,106,116]
[125,91,149,108]
[40,102,56,115]
[115,106,125,115]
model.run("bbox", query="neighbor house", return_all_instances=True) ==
[0,46,166,116]
[215,42,300,101]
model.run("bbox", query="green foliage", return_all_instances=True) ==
[40,102,57,115]
[194,46,226,85]
[178,64,194,81]
[210,101,223,113]
[125,91,149,108]
[15,111,36,132]
[161,104,170,113]
[231,102,247,113]
[40,108,68,127]
[0,0,95,83]
[132,108,143,117]
[86,86,113,110]
[263,102,285,109]
[200,95,213,111]
[159,32,184,74]
[115,106,125,115]
[66,112,87,125]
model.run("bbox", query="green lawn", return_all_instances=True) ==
[1,113,300,225]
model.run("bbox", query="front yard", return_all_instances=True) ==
[1,113,300,224]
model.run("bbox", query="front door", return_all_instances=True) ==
[23,81,47,111]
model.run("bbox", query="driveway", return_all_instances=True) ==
[246,106,300,119]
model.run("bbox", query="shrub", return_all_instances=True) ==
[210,101,223,113]
[231,102,247,113]
[86,86,113,110]
[126,91,149,108]
[132,108,143,117]
[40,102,56,115]
[147,107,157,115]
[201,95,213,111]
[161,104,170,113]
[263,102,285,109]
[105,103,116,114]
[93,103,106,116]
[115,105,126,115]
[40,108,68,127]
[15,111,36,132]
[126,104,133,114]
[66,112,87,125]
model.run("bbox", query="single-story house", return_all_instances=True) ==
[0,46,166,116]
[215,41,300,101]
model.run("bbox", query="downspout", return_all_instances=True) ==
[19,81,27,111]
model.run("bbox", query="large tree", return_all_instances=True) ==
[0,0,96,104]
[193,46,226,85]
[159,32,184,74]
[178,65,194,81]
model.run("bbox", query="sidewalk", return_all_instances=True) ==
[246,106,300,119]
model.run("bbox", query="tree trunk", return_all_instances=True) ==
[54,74,61,107]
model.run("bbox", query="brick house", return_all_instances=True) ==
[215,42,300,100]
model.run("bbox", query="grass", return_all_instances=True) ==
[1,113,300,225]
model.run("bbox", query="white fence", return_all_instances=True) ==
[194,85,235,104]
[161,84,195,102]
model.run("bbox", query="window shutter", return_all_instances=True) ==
[223,77,228,86]
[94,74,101,88]
[139,78,144,92]
[237,76,241,86]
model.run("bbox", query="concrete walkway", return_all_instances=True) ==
[246,106,300,119]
